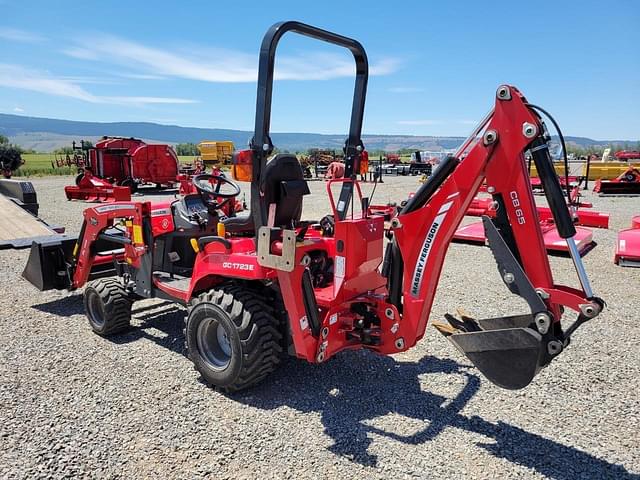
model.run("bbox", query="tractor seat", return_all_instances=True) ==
[223,154,310,233]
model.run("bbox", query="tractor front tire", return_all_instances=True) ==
[186,284,283,392]
[83,278,133,336]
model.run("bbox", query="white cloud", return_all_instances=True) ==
[0,27,46,43]
[396,119,442,126]
[389,86,424,93]
[117,72,166,80]
[0,64,97,102]
[457,119,476,125]
[13,106,24,112]
[106,96,195,105]
[0,64,197,105]
[64,34,401,83]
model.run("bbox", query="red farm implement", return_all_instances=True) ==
[593,166,640,196]
[454,185,609,255]
[64,170,131,202]
[64,137,179,201]
[615,215,640,267]
[614,151,640,161]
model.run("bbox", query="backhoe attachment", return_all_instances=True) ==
[391,85,604,389]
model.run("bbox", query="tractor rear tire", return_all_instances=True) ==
[83,278,133,336]
[186,284,284,392]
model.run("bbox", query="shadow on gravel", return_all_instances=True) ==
[29,296,637,478]
[106,303,187,356]
[235,353,637,479]
[32,294,85,317]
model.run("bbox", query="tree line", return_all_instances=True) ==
[0,134,24,175]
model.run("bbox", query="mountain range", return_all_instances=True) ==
[0,113,635,153]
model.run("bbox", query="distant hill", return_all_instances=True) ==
[0,113,635,153]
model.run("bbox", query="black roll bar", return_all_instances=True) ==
[250,21,369,228]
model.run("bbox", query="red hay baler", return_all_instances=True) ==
[66,137,179,201]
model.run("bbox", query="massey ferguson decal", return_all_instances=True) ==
[95,204,135,213]
[411,200,454,297]
[151,208,171,217]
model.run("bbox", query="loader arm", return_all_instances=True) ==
[23,201,152,291]
[388,85,603,389]
[70,202,152,290]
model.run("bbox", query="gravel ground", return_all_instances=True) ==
[1,175,639,479]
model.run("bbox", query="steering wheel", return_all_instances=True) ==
[192,174,241,210]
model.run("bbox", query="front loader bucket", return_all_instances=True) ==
[434,313,547,390]
[22,237,77,291]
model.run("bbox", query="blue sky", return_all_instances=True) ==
[1,0,638,139]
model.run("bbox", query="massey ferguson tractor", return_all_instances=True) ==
[23,21,604,392]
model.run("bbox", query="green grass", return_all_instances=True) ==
[13,153,203,177]
[13,154,76,177]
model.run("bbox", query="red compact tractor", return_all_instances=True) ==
[23,22,604,392]
[65,137,179,201]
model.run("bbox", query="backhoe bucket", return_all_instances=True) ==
[22,237,77,291]
[434,314,547,390]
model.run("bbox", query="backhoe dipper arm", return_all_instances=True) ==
[389,85,603,389]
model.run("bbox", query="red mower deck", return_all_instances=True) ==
[615,215,640,267]
[594,167,640,196]
[65,170,131,202]
[454,220,595,255]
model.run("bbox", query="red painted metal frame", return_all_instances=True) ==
[594,166,640,195]
[65,170,131,202]
[387,87,587,351]
[89,137,179,186]
[466,191,609,229]
[262,86,595,363]
[71,202,150,289]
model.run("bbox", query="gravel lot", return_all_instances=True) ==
[1,175,639,479]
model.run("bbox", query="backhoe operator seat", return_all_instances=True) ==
[222,154,310,233]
